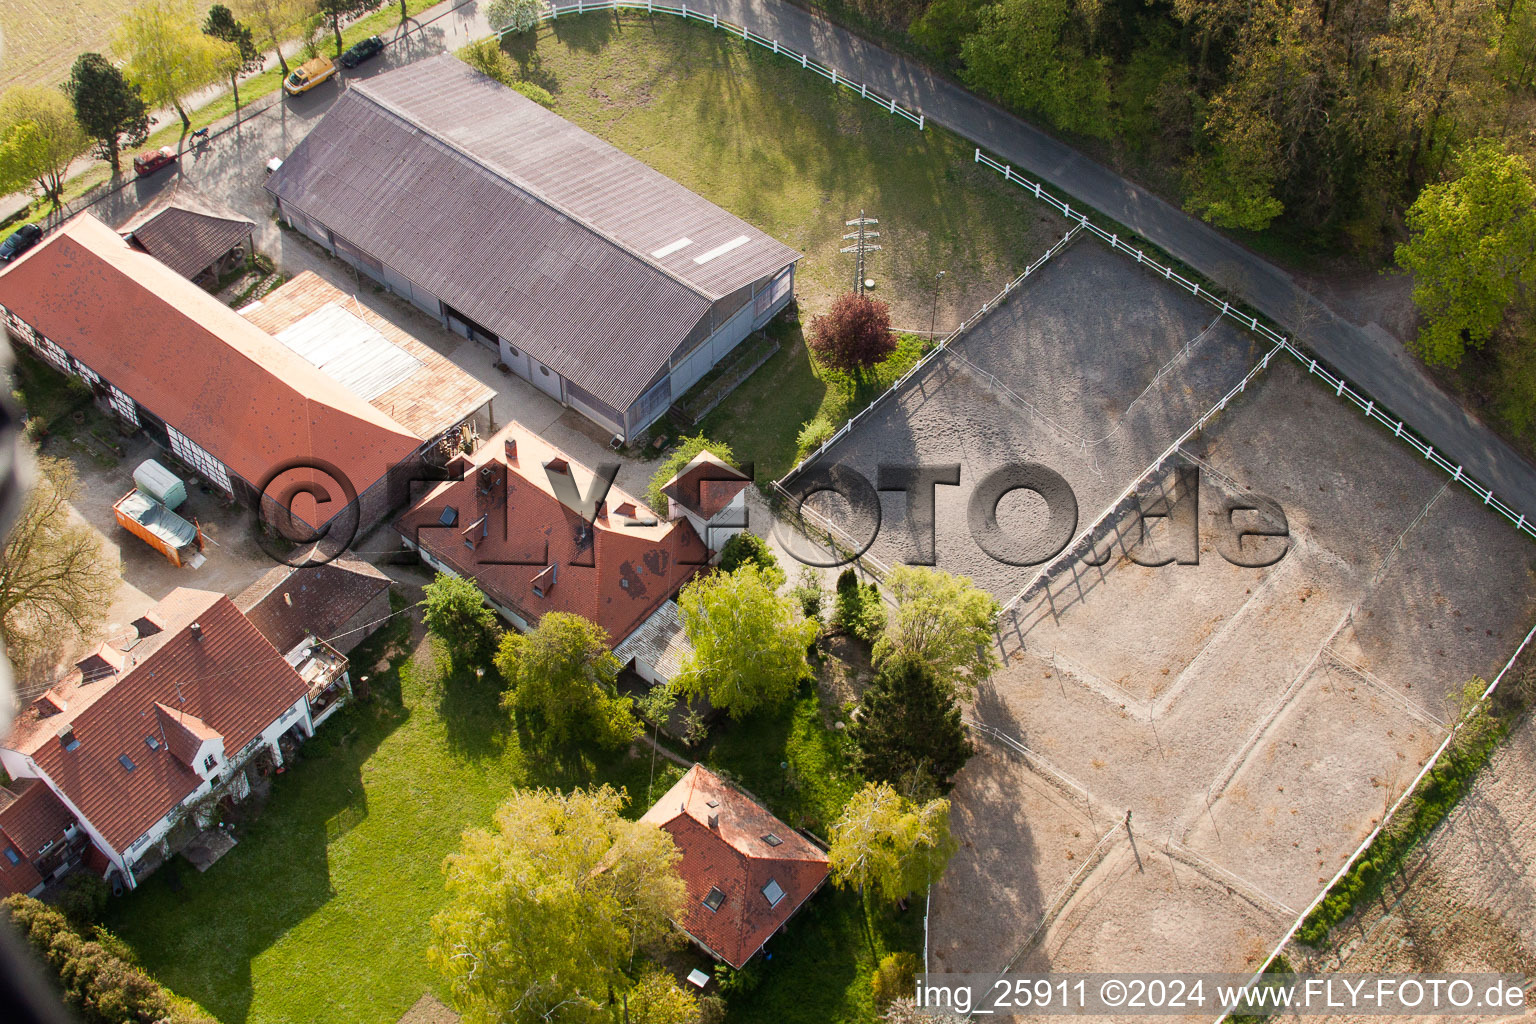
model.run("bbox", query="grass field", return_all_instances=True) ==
[514,15,1061,478]
[103,595,912,1024]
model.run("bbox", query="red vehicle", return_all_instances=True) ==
[133,146,177,177]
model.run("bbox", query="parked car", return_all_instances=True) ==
[133,146,177,177]
[284,56,337,95]
[339,36,384,68]
[0,223,43,264]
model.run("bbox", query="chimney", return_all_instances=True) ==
[189,622,202,640]
[504,437,518,460]
[283,592,293,607]
[596,501,607,521]
[707,813,720,829]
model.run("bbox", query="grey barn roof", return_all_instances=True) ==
[265,55,800,412]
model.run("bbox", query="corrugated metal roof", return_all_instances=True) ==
[121,194,255,281]
[266,55,800,412]
[273,302,424,401]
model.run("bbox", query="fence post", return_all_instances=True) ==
[918,113,924,129]
[861,83,867,98]
[831,68,837,85]
[975,147,981,162]
[772,39,778,53]
[801,53,807,68]
[711,12,717,26]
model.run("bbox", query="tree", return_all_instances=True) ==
[807,292,896,376]
[872,952,920,1011]
[645,434,738,514]
[428,787,683,1024]
[716,531,785,589]
[204,5,264,112]
[833,567,885,644]
[0,88,87,207]
[828,782,956,903]
[850,656,974,794]
[675,564,818,719]
[626,965,701,1024]
[114,0,228,129]
[494,612,639,747]
[236,0,303,76]
[959,0,1113,138]
[872,566,999,693]
[0,457,118,683]
[487,0,543,35]
[57,873,110,927]
[313,0,385,57]
[1395,140,1536,367]
[63,53,150,175]
[420,572,499,668]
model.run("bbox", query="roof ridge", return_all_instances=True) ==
[349,70,715,303]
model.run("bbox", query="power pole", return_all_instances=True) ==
[841,211,881,294]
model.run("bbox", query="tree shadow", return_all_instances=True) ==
[433,654,512,760]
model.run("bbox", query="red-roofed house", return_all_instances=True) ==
[0,779,84,898]
[0,588,346,889]
[396,422,713,682]
[641,764,829,968]
[659,451,751,551]
[0,215,493,533]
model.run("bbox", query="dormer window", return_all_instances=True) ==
[703,886,726,912]
[57,725,80,752]
[762,879,785,907]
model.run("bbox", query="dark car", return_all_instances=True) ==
[133,146,178,177]
[339,36,384,68]
[0,223,42,264]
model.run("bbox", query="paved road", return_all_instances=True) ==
[38,0,1536,523]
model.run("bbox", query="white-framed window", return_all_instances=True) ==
[108,385,139,426]
[73,359,102,388]
[167,424,232,495]
[34,335,71,373]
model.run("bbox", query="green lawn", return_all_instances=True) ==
[104,600,911,1024]
[509,14,1063,476]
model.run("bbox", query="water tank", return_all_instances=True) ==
[132,459,188,511]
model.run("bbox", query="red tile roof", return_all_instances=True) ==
[0,778,76,858]
[2,589,308,853]
[660,452,750,521]
[0,216,421,522]
[640,764,828,968]
[395,422,708,646]
[153,704,221,767]
[235,556,392,654]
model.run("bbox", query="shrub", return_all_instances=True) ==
[872,952,919,1009]
[57,872,109,926]
[796,415,836,456]
[808,292,896,375]
[790,566,825,624]
[717,531,785,588]
[833,568,885,643]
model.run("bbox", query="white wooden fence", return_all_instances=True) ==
[527,2,926,129]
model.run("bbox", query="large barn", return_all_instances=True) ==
[265,55,802,443]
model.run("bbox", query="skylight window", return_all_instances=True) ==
[118,754,136,772]
[650,236,693,259]
[762,879,785,907]
[439,506,459,527]
[762,833,783,847]
[693,235,750,265]
[3,848,19,866]
[703,887,727,912]
[145,735,161,751]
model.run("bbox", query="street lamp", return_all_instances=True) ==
[930,270,947,342]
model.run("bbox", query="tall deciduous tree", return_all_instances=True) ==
[0,88,86,207]
[959,0,1112,138]
[1395,140,1536,367]
[236,0,303,76]
[850,655,974,794]
[204,5,265,112]
[625,965,700,1024]
[428,787,683,1024]
[807,292,896,376]
[486,0,543,35]
[313,0,385,56]
[0,457,119,685]
[675,564,818,719]
[828,782,957,903]
[420,572,500,668]
[114,0,228,129]
[63,53,151,175]
[494,612,639,746]
[872,566,999,693]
